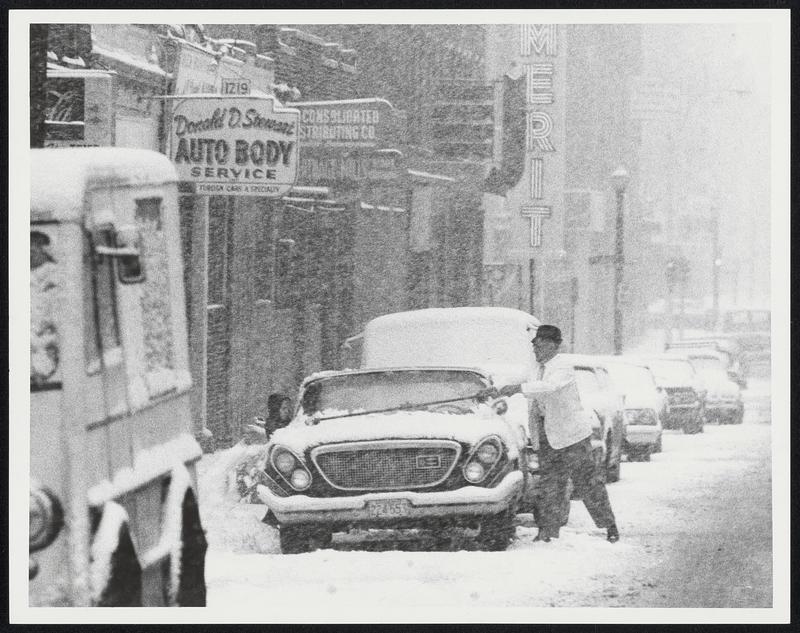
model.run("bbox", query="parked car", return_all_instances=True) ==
[558,354,625,482]
[686,352,744,425]
[637,354,705,434]
[341,307,578,527]
[666,338,747,389]
[598,357,664,460]
[258,367,528,553]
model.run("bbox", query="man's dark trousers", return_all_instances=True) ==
[537,429,616,535]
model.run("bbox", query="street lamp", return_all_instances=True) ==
[710,204,721,331]
[611,166,630,355]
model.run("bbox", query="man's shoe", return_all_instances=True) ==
[606,525,619,543]
[534,529,558,542]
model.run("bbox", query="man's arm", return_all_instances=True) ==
[521,363,575,395]
[497,362,575,398]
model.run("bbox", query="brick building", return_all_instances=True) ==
[40,23,497,449]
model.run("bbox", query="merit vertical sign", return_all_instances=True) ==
[518,25,566,250]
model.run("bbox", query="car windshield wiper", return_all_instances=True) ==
[310,392,485,423]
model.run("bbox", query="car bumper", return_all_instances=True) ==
[706,402,743,413]
[665,404,700,423]
[257,469,524,526]
[625,426,661,446]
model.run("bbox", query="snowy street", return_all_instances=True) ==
[198,389,772,616]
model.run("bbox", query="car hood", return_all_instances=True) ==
[270,408,521,458]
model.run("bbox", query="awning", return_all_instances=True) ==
[282,186,345,212]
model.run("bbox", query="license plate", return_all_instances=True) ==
[365,499,411,519]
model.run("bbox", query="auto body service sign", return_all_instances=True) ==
[168,96,299,197]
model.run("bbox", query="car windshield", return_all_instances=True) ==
[647,359,695,383]
[574,368,601,395]
[300,369,488,417]
[606,363,656,395]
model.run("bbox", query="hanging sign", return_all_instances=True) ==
[294,98,406,149]
[168,95,299,197]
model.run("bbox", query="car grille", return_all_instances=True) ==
[665,387,697,405]
[311,440,462,491]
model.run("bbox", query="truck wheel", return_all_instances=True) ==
[654,437,662,453]
[477,509,515,551]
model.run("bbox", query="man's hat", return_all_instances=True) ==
[534,324,562,344]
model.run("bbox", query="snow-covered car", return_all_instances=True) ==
[688,354,744,425]
[599,357,664,460]
[559,354,625,482]
[637,355,705,434]
[258,367,528,553]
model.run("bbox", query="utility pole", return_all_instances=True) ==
[611,167,630,355]
[711,206,721,331]
[666,259,675,346]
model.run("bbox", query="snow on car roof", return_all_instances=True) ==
[31,148,178,222]
[361,308,540,377]
[365,306,538,329]
[593,355,651,369]
[558,353,606,367]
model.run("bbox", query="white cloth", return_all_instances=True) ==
[520,353,593,450]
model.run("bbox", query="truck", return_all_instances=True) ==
[29,147,206,606]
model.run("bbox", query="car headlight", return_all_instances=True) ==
[289,469,311,489]
[464,462,486,483]
[270,446,312,491]
[477,442,500,463]
[273,449,296,475]
[463,436,502,484]
[30,485,64,553]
